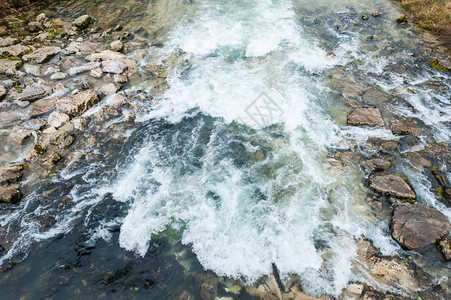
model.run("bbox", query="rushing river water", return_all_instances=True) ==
[1,0,451,298]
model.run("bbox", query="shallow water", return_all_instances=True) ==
[1,0,450,298]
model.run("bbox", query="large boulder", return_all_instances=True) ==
[23,46,61,64]
[392,202,451,249]
[56,89,102,116]
[370,175,415,199]
[347,107,385,127]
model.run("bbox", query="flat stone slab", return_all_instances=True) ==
[392,202,451,249]
[347,107,385,127]
[23,46,61,64]
[56,89,102,116]
[370,175,416,199]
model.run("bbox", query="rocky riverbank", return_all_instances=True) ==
[0,1,451,299]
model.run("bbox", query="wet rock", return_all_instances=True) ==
[0,85,6,100]
[48,111,70,128]
[102,60,126,74]
[42,66,59,76]
[113,74,127,83]
[0,59,23,74]
[361,15,369,20]
[15,83,50,102]
[0,185,21,204]
[362,88,391,105]
[61,57,78,70]
[90,68,102,78]
[7,128,33,146]
[392,202,450,250]
[101,82,121,95]
[23,64,41,76]
[437,60,451,71]
[327,78,366,98]
[438,238,451,261]
[50,72,67,80]
[36,13,48,25]
[85,50,125,62]
[0,45,32,57]
[0,164,23,186]
[108,93,125,107]
[110,40,123,52]
[370,256,418,291]
[397,14,408,24]
[0,37,19,47]
[362,158,391,172]
[56,89,102,116]
[72,15,92,30]
[28,97,56,117]
[370,175,415,199]
[347,107,385,127]
[21,118,46,131]
[391,117,422,135]
[0,112,20,128]
[40,130,74,150]
[23,47,61,64]
[27,21,41,32]
[68,62,101,76]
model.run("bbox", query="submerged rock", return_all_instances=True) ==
[392,202,450,250]
[362,158,391,172]
[347,107,385,127]
[361,88,391,105]
[56,89,102,116]
[390,117,423,135]
[370,175,415,199]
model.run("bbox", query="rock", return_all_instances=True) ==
[40,130,74,150]
[68,62,101,76]
[362,88,391,105]
[0,112,21,128]
[21,118,46,130]
[61,57,78,70]
[7,128,33,146]
[370,175,415,199]
[0,185,21,204]
[72,15,92,30]
[397,14,408,24]
[36,13,48,25]
[327,78,366,98]
[108,93,125,107]
[23,47,61,64]
[101,82,121,95]
[362,158,391,172]
[361,15,369,20]
[370,256,418,291]
[48,111,70,128]
[366,138,399,155]
[28,97,56,117]
[0,37,19,47]
[85,50,125,62]
[438,238,451,261]
[90,68,103,78]
[15,83,50,102]
[56,89,103,116]
[50,72,67,80]
[27,21,41,32]
[0,45,32,57]
[347,107,385,127]
[0,164,23,186]
[437,60,451,71]
[392,202,450,249]
[0,59,23,74]
[390,117,423,135]
[43,66,60,76]
[102,60,126,74]
[110,40,123,52]
[23,64,41,76]
[0,85,6,100]
[113,74,127,83]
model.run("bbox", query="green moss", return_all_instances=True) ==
[402,198,415,204]
[49,173,56,177]
[403,176,409,183]
[22,163,28,170]
[436,187,443,199]
[47,33,55,40]
[385,158,392,162]
[430,59,448,71]
[0,31,8,36]
[394,253,401,259]
[34,144,44,154]
[416,296,423,300]
[55,28,64,35]
[419,21,431,29]
[7,56,22,61]
[46,27,55,33]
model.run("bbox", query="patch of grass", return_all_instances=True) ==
[397,0,451,48]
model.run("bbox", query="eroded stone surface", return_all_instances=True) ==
[392,202,451,250]
[370,175,415,199]
[347,107,385,127]
[23,47,61,64]
[56,89,102,116]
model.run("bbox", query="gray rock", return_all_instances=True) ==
[0,85,6,100]
[50,72,67,80]
[0,59,23,74]
[0,163,23,186]
[72,15,92,30]
[34,32,52,42]
[362,88,391,105]
[390,117,423,135]
[0,45,32,57]
[392,202,451,249]
[27,21,42,32]
[40,130,74,150]
[43,66,60,76]
[7,127,33,146]
[48,111,70,128]
[90,68,103,78]
[103,60,126,74]
[21,118,46,130]
[61,57,78,70]
[68,62,100,76]
[23,64,41,76]
[0,185,21,204]
[0,37,19,47]
[113,74,127,83]
[85,50,125,62]
[15,83,50,102]
[101,82,121,95]
[36,13,48,25]
[0,112,21,128]
[23,47,61,64]
[370,175,416,199]
[56,89,102,116]
[347,107,385,127]
[110,40,123,52]
[28,97,56,117]
[362,158,391,172]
